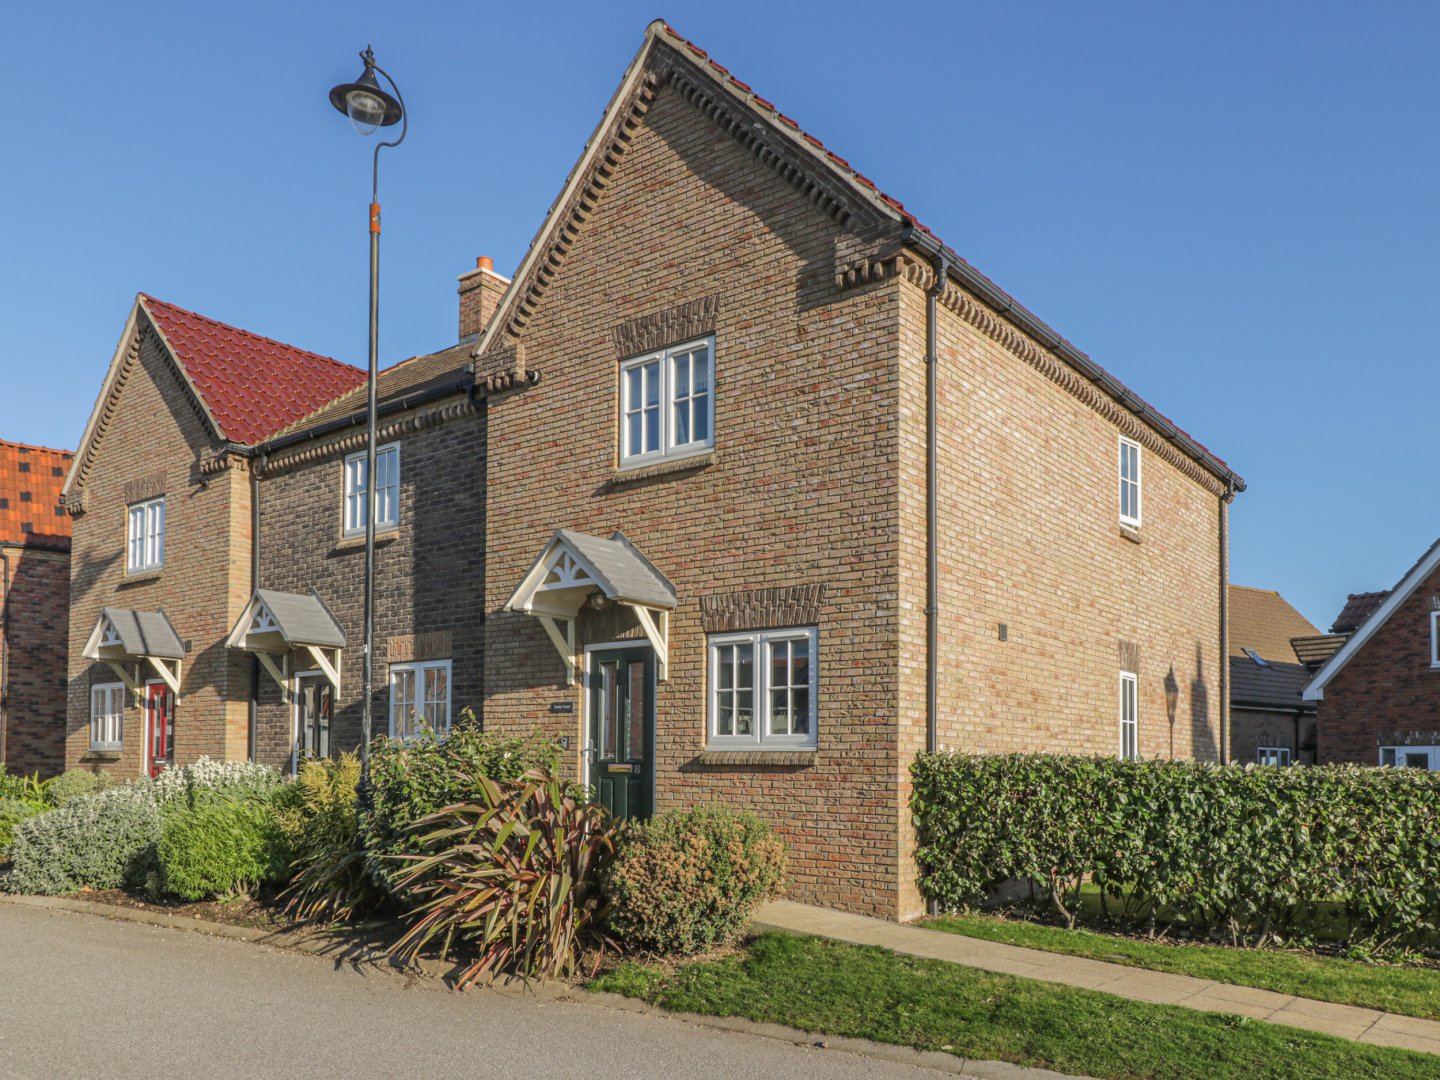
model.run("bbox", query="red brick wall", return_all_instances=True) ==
[1318,563,1440,763]
[1,544,69,777]
[65,320,253,777]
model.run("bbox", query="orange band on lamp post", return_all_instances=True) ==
[370,203,381,235]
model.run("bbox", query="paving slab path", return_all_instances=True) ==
[753,900,1440,1057]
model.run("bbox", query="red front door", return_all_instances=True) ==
[145,682,174,777]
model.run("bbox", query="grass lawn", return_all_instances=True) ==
[926,912,1440,1021]
[591,932,1438,1080]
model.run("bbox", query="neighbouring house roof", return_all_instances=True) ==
[139,295,366,445]
[1228,585,1320,664]
[82,607,185,661]
[1229,655,1314,713]
[1290,634,1347,669]
[1329,590,1390,635]
[1304,537,1440,701]
[0,439,73,550]
[476,19,1244,494]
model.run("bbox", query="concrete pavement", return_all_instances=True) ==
[0,902,1077,1080]
[753,900,1440,1057]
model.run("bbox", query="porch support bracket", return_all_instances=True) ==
[628,604,669,681]
[256,651,290,701]
[146,657,182,695]
[302,645,342,689]
[105,661,140,695]
[538,615,577,685]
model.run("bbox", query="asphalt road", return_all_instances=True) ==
[0,903,961,1079]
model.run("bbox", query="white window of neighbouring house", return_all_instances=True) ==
[1431,611,1440,668]
[90,682,125,750]
[1256,746,1292,766]
[1381,746,1440,769]
[389,659,452,740]
[619,336,714,466]
[1119,671,1138,760]
[1118,437,1142,527]
[343,444,400,537]
[707,627,817,750]
[126,495,165,573]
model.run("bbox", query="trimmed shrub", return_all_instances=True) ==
[389,768,618,983]
[153,758,282,806]
[4,784,162,894]
[0,798,47,854]
[44,769,109,807]
[276,753,388,922]
[362,717,561,894]
[0,771,47,803]
[911,753,1440,948]
[157,792,290,901]
[605,803,787,955]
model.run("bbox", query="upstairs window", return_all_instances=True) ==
[619,337,714,466]
[343,444,400,537]
[1119,671,1138,760]
[389,659,452,740]
[126,496,165,573]
[1118,437,1142,527]
[90,683,125,750]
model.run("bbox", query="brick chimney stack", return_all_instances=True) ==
[457,256,510,342]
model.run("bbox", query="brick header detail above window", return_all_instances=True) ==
[123,470,168,505]
[385,630,453,664]
[612,295,720,359]
[1118,640,1141,672]
[700,584,826,633]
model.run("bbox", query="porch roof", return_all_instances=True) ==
[82,607,185,662]
[225,589,346,652]
[505,529,676,618]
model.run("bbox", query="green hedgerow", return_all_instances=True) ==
[4,783,162,894]
[157,791,291,901]
[605,803,786,955]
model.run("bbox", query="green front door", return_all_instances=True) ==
[587,645,654,821]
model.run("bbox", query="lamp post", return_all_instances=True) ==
[328,46,406,806]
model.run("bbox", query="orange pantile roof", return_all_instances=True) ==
[139,295,365,445]
[0,439,73,549]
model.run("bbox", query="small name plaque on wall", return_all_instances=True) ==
[549,701,575,714]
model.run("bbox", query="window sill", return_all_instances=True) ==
[330,530,399,555]
[1119,524,1142,545]
[119,570,162,587]
[81,750,122,762]
[695,748,816,766]
[610,451,716,486]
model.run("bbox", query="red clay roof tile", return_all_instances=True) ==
[139,296,365,446]
[0,439,73,549]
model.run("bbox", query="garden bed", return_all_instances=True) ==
[66,887,288,931]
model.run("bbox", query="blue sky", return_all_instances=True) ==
[3,1,1435,629]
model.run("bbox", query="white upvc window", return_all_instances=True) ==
[389,659,452,740]
[126,496,165,573]
[90,682,125,750]
[619,336,714,466]
[1430,611,1440,668]
[1381,746,1440,770]
[707,627,818,750]
[1118,437,1142,527]
[1119,670,1138,760]
[1256,746,1292,767]
[343,443,400,537]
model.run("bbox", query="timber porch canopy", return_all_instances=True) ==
[225,589,346,699]
[82,608,185,693]
[505,529,676,683]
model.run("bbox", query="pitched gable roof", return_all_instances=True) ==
[1228,585,1320,664]
[1330,590,1390,635]
[139,296,365,445]
[1304,537,1440,701]
[477,19,1243,493]
[0,439,73,549]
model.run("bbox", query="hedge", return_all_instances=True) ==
[911,753,1440,948]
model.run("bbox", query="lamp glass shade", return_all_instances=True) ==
[346,89,387,135]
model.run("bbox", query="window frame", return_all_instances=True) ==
[125,495,166,573]
[89,682,125,751]
[1381,745,1440,769]
[706,626,818,751]
[1430,611,1440,669]
[342,443,401,538]
[617,335,715,468]
[1119,670,1138,761]
[388,658,453,740]
[1118,436,1142,528]
[1256,745,1292,767]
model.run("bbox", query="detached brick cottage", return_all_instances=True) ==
[0,439,73,777]
[62,21,1244,919]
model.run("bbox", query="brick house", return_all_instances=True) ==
[1304,538,1440,766]
[1227,585,1320,766]
[60,295,363,778]
[0,439,73,777]
[61,21,1244,919]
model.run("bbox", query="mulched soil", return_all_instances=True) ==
[67,888,290,931]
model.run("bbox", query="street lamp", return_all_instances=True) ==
[329,46,406,806]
